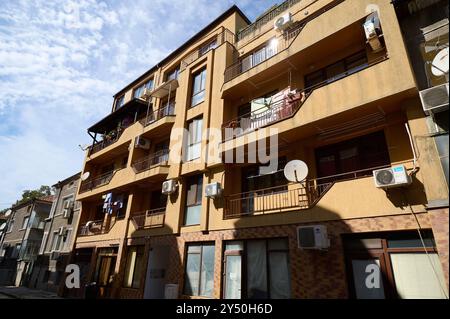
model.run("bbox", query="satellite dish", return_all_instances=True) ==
[431,47,449,76]
[81,171,90,181]
[284,160,309,182]
[4,209,12,217]
[0,223,6,231]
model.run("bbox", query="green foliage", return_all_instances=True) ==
[15,185,52,206]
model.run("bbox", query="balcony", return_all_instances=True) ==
[139,104,175,127]
[130,208,165,230]
[79,170,115,193]
[225,21,304,82]
[77,218,116,237]
[132,149,169,173]
[180,28,235,72]
[224,180,332,219]
[18,239,41,261]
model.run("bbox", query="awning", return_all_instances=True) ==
[88,98,149,134]
[150,79,179,99]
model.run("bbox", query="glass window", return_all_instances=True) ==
[186,117,203,161]
[191,68,207,107]
[184,174,203,226]
[123,246,145,289]
[21,216,29,229]
[134,79,154,99]
[199,39,217,56]
[115,95,125,111]
[166,66,180,82]
[184,243,215,297]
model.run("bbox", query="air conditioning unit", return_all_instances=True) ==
[373,165,412,189]
[162,179,177,195]
[205,182,222,198]
[419,83,449,114]
[135,136,151,150]
[62,209,71,219]
[274,12,292,32]
[297,225,330,250]
[50,251,60,260]
[140,88,152,100]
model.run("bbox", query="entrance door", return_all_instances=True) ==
[224,254,242,299]
[143,245,170,299]
[94,248,118,298]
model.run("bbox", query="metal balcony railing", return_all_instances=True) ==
[79,170,115,193]
[78,219,116,236]
[89,126,127,156]
[132,149,170,173]
[180,28,236,71]
[225,22,304,82]
[222,54,389,141]
[139,104,175,127]
[224,180,333,219]
[130,208,166,230]
[237,0,302,42]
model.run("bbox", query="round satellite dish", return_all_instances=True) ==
[284,160,309,182]
[0,223,6,231]
[431,47,449,76]
[4,209,12,217]
[81,171,90,181]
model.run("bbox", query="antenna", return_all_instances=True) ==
[431,47,449,77]
[81,171,90,181]
[4,209,12,217]
[284,160,309,182]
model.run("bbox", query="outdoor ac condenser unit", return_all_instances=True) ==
[419,83,449,114]
[135,136,151,150]
[373,165,412,189]
[297,225,330,250]
[274,12,292,31]
[162,179,177,195]
[205,182,222,198]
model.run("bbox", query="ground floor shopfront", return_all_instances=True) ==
[107,210,448,299]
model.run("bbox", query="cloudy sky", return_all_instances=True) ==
[0,0,279,208]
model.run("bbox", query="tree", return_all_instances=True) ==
[15,185,53,206]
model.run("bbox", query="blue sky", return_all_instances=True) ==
[0,0,279,207]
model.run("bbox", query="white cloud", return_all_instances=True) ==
[0,0,279,207]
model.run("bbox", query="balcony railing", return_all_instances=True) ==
[132,149,170,173]
[237,0,302,43]
[225,22,304,82]
[79,170,115,193]
[130,208,166,230]
[89,126,127,156]
[222,54,389,141]
[180,28,235,71]
[139,104,175,127]
[78,219,116,236]
[224,180,333,219]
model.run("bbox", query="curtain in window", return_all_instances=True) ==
[184,249,200,295]
[124,248,137,288]
[390,253,447,299]
[268,251,290,298]
[225,255,242,299]
[199,245,215,297]
[246,240,268,299]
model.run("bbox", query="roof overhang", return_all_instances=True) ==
[150,79,179,99]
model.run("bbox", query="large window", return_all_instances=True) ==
[184,175,203,226]
[185,117,203,161]
[166,66,180,82]
[123,246,145,289]
[315,131,390,183]
[183,243,215,297]
[191,68,207,107]
[304,50,368,90]
[21,216,30,229]
[223,238,291,299]
[344,231,448,299]
[242,157,288,193]
[241,39,278,72]
[134,78,154,99]
[115,95,125,111]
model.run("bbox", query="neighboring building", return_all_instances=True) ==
[0,198,53,286]
[29,173,81,294]
[72,0,449,299]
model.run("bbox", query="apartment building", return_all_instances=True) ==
[28,173,81,294]
[0,198,53,287]
[72,0,449,299]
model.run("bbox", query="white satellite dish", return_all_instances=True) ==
[4,209,12,217]
[0,223,6,231]
[284,160,309,182]
[431,47,449,76]
[81,171,91,181]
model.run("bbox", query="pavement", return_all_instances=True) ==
[0,286,62,299]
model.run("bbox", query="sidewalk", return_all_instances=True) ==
[0,286,62,299]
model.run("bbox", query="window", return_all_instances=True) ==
[242,157,288,193]
[185,117,203,161]
[223,238,291,299]
[13,243,21,259]
[133,78,154,99]
[39,232,49,254]
[21,216,30,229]
[344,231,448,299]
[166,66,180,82]
[7,219,14,232]
[304,50,368,89]
[63,229,72,251]
[184,243,215,297]
[241,39,278,72]
[315,131,390,183]
[199,39,217,56]
[191,68,207,107]
[51,231,62,252]
[184,174,203,226]
[123,246,145,289]
[115,95,125,111]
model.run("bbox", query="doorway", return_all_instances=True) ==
[143,245,170,299]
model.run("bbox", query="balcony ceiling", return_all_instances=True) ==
[88,98,149,134]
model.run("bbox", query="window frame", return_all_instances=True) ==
[133,78,154,99]
[115,95,125,111]
[185,117,203,161]
[21,215,30,230]
[183,242,215,297]
[183,174,203,226]
[123,245,145,289]
[191,67,207,107]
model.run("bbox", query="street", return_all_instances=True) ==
[0,286,62,299]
